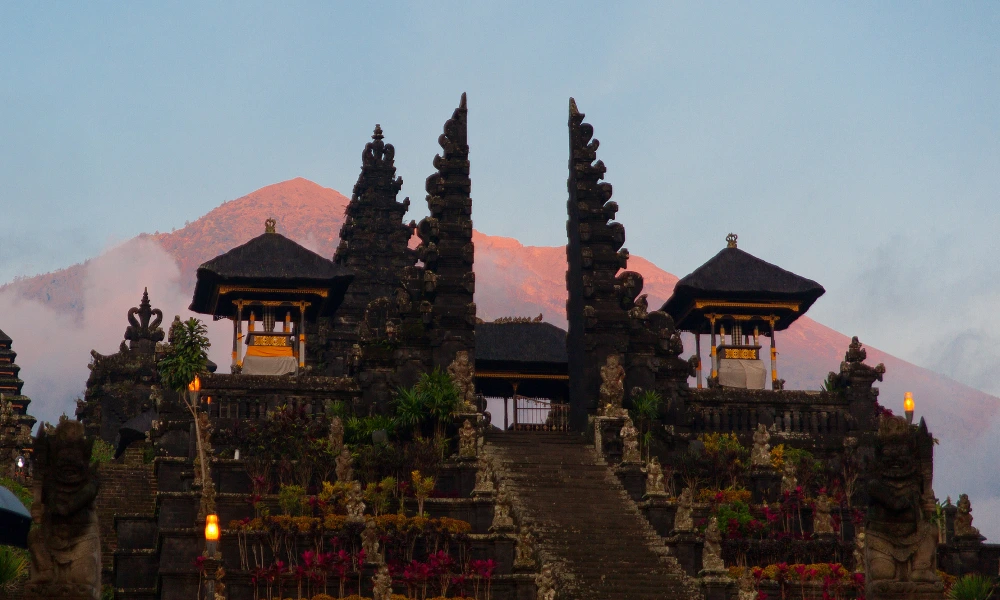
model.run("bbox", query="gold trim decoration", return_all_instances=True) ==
[723,348,759,360]
[475,371,569,381]
[726,233,738,248]
[694,300,800,312]
[265,218,276,233]
[220,285,327,298]
[249,335,291,347]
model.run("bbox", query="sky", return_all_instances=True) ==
[1,3,999,508]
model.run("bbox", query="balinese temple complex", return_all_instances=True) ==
[4,94,975,600]
[0,328,35,476]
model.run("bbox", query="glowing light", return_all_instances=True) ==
[205,514,219,541]
[187,375,201,392]
[904,392,914,413]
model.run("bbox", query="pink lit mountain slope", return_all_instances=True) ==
[2,178,995,444]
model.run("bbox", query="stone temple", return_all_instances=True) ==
[5,95,991,600]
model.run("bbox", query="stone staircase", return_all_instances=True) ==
[485,431,702,600]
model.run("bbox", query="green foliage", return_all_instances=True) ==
[700,433,749,489]
[393,386,427,435]
[90,438,115,465]
[278,484,307,516]
[363,476,397,517]
[0,476,31,508]
[821,371,848,395]
[0,545,27,590]
[629,390,662,422]
[157,317,211,392]
[414,368,460,426]
[101,584,115,600]
[345,414,397,446]
[948,574,995,600]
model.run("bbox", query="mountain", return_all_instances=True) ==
[2,178,996,443]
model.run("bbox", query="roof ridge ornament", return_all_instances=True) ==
[265,218,276,234]
[726,233,738,248]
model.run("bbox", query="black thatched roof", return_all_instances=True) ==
[475,322,568,365]
[0,329,10,344]
[661,245,825,332]
[189,230,353,318]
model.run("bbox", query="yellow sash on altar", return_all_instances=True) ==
[245,346,294,358]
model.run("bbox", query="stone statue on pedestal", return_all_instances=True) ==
[490,486,515,532]
[701,517,725,573]
[644,457,667,497]
[954,493,981,539]
[780,462,798,495]
[620,417,640,463]
[750,424,772,468]
[372,564,392,600]
[329,416,344,455]
[458,419,477,459]
[362,518,382,563]
[447,350,477,413]
[864,416,942,599]
[813,495,834,535]
[345,481,366,523]
[598,354,627,418]
[335,446,353,482]
[472,458,496,497]
[673,487,694,532]
[26,419,101,600]
[514,524,537,569]
[535,563,557,600]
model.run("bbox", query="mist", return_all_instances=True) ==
[0,238,231,428]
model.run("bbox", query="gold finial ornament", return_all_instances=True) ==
[726,233,738,248]
[265,218,276,234]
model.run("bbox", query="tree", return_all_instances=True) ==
[629,390,662,463]
[158,317,213,517]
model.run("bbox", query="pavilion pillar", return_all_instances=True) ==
[230,316,238,369]
[298,303,306,370]
[511,381,520,430]
[769,318,778,389]
[709,316,718,380]
[695,333,703,389]
[236,303,244,368]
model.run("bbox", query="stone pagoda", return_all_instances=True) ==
[0,328,36,477]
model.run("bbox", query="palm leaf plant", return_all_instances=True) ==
[158,317,213,516]
[414,368,460,441]
[629,390,662,462]
[948,574,995,600]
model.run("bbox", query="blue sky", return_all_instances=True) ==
[1,2,999,394]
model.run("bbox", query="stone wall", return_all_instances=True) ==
[96,443,157,576]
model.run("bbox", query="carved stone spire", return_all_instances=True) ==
[316,125,417,375]
[565,98,645,428]
[416,93,476,369]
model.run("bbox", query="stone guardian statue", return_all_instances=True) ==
[26,419,101,600]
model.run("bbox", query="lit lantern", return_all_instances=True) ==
[205,513,220,542]
[187,375,201,392]
[904,392,914,424]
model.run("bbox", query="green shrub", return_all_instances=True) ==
[278,484,307,516]
[0,546,27,591]
[91,439,115,465]
[948,574,995,600]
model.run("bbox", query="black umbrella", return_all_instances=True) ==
[115,409,158,459]
[0,484,31,548]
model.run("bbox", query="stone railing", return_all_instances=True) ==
[681,388,853,449]
[197,373,359,422]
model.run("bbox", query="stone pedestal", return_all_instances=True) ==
[591,416,625,465]
[667,531,702,578]
[615,461,645,502]
[953,534,986,575]
[699,572,735,600]
[639,497,676,537]
[867,581,946,600]
[749,467,780,503]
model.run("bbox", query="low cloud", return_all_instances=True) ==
[0,238,230,428]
